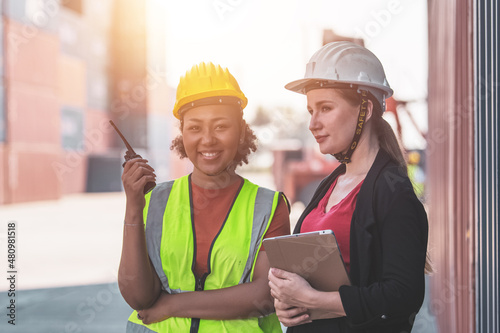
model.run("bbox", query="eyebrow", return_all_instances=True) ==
[307,100,333,109]
[184,117,232,123]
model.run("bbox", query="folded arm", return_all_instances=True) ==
[138,251,275,324]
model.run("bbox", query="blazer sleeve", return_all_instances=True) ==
[338,177,428,328]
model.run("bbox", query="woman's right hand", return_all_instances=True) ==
[274,298,311,327]
[119,158,161,310]
[122,158,156,210]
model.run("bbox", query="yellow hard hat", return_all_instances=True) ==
[172,62,248,119]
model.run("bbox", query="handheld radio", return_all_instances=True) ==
[109,120,156,194]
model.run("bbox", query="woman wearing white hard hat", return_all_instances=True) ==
[268,42,430,332]
[119,62,289,332]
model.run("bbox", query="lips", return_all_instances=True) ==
[314,135,328,143]
[199,151,221,160]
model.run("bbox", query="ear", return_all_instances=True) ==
[365,99,374,122]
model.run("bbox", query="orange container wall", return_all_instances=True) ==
[7,84,60,145]
[58,55,86,107]
[4,18,62,203]
[85,109,114,155]
[427,0,475,332]
[6,20,59,87]
[9,150,60,203]
[57,150,87,195]
[0,144,6,204]
[57,54,87,194]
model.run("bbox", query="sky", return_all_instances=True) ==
[157,0,428,149]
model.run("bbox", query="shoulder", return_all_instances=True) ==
[242,177,279,198]
[241,177,291,213]
[265,196,291,238]
[373,163,414,197]
[361,149,414,199]
[370,162,426,227]
[358,150,424,220]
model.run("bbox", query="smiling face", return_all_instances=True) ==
[306,88,360,156]
[181,104,243,185]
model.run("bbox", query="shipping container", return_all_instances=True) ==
[0,144,6,203]
[0,84,4,142]
[59,149,87,194]
[475,0,500,332]
[6,19,59,87]
[9,148,61,202]
[58,8,85,58]
[85,154,122,192]
[58,54,86,107]
[7,81,60,145]
[61,106,84,151]
[4,0,59,33]
[85,108,114,154]
[86,69,109,110]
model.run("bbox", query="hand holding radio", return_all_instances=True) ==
[110,120,156,198]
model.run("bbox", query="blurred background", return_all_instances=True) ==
[0,0,498,332]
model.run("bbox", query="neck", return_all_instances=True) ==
[191,167,240,189]
[344,130,379,177]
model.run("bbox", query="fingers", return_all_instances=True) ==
[274,301,311,327]
[269,267,289,279]
[123,158,155,173]
[137,310,149,325]
[277,306,309,320]
[268,268,284,287]
[122,159,156,193]
[269,268,314,326]
[268,270,284,301]
[279,313,312,327]
[268,268,291,298]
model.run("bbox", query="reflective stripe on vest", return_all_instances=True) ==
[126,175,282,333]
[127,321,157,333]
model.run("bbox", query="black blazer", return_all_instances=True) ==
[289,149,428,333]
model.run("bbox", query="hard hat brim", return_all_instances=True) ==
[173,90,247,119]
[285,78,393,99]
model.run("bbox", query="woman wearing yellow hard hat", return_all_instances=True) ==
[119,62,289,332]
[268,42,430,333]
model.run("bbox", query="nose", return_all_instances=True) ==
[201,128,217,145]
[309,112,321,132]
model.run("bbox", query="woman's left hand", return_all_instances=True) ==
[268,268,314,308]
[137,292,171,325]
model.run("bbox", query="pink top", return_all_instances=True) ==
[300,177,364,272]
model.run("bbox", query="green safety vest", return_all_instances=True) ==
[126,175,283,333]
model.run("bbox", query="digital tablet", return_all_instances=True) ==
[263,230,351,320]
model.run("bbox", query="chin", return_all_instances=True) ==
[204,166,229,176]
[319,146,335,155]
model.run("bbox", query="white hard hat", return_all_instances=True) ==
[285,41,393,111]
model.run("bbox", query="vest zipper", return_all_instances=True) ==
[196,274,207,291]
[188,176,201,333]
[188,176,243,333]
[190,274,207,333]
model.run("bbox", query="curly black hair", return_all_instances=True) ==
[170,120,258,166]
